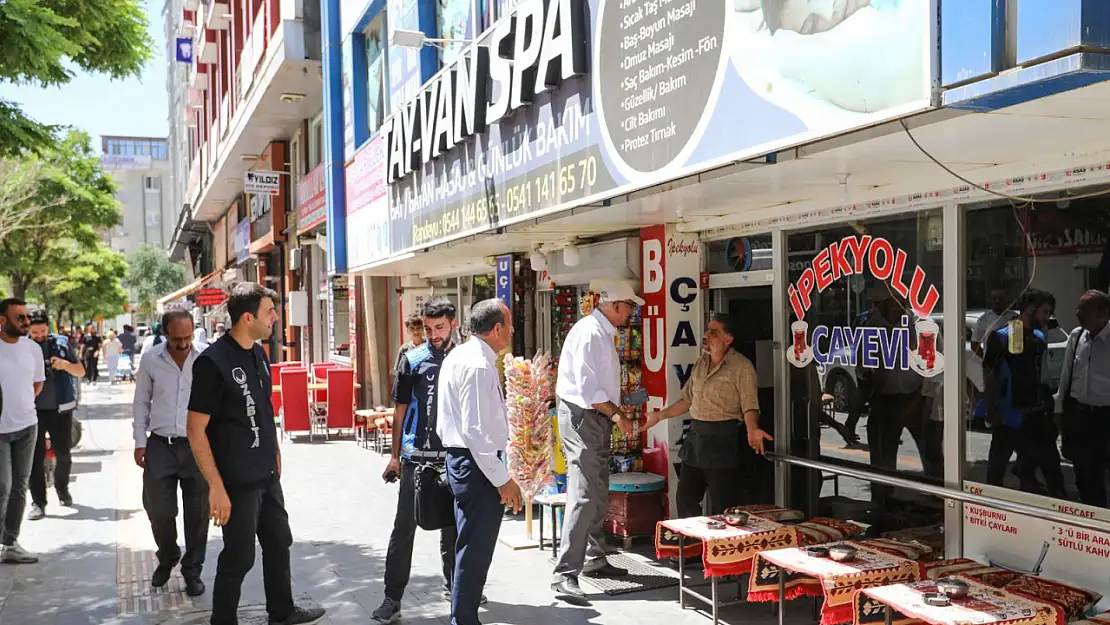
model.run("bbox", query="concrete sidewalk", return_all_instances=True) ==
[0,380,795,625]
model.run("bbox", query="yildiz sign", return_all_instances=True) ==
[381,0,934,258]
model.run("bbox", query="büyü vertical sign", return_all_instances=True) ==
[642,225,702,479]
[785,235,942,378]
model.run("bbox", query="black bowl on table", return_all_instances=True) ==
[805,546,830,558]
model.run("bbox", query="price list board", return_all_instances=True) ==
[596,0,726,174]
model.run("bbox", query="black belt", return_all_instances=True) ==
[446,447,503,460]
[407,450,447,460]
[1067,399,1110,415]
[150,433,187,446]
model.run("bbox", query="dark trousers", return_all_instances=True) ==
[384,460,457,601]
[0,425,36,546]
[1062,403,1110,507]
[84,355,98,382]
[142,435,209,579]
[211,477,294,625]
[868,394,943,506]
[677,465,738,518]
[446,450,502,625]
[29,409,73,507]
[986,411,1066,499]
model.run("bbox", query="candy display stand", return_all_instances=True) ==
[500,352,555,550]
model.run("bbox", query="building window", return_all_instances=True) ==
[784,210,946,528]
[144,176,161,192]
[437,0,472,65]
[308,114,324,169]
[365,15,387,135]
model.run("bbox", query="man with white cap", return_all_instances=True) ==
[551,282,644,599]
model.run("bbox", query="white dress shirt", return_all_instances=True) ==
[555,309,621,410]
[1055,323,1110,411]
[973,310,1017,344]
[133,342,199,447]
[437,336,510,487]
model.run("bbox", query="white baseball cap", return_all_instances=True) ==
[599,282,645,307]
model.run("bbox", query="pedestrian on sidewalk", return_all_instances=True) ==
[0,298,45,564]
[80,324,102,384]
[394,312,426,373]
[549,283,643,599]
[373,299,486,624]
[186,282,325,625]
[133,310,209,597]
[104,330,123,385]
[28,311,84,520]
[437,299,521,625]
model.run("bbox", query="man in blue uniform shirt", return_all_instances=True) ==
[373,299,484,623]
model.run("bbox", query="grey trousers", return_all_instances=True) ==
[0,424,37,546]
[552,400,611,582]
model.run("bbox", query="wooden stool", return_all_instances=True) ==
[354,410,376,448]
[534,492,567,559]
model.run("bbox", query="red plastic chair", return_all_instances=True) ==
[280,367,311,439]
[269,362,302,422]
[312,362,340,405]
[324,368,355,432]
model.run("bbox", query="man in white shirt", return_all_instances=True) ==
[437,299,520,625]
[551,282,644,599]
[0,298,45,564]
[1056,290,1110,507]
[133,310,208,597]
[972,287,1016,355]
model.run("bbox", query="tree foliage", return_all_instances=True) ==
[0,129,122,299]
[0,155,67,241]
[125,244,187,323]
[0,0,153,155]
[35,240,128,329]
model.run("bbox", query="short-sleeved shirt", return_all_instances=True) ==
[34,335,79,411]
[681,349,760,422]
[983,325,1051,413]
[392,342,452,458]
[973,310,1016,344]
[188,334,278,488]
[0,337,47,433]
[81,334,102,356]
[119,332,137,354]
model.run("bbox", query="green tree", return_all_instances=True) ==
[35,240,128,330]
[0,129,122,299]
[125,244,187,323]
[0,0,153,155]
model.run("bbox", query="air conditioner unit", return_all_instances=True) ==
[289,247,303,271]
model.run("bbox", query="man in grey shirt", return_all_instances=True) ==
[132,311,208,596]
[1056,290,1110,507]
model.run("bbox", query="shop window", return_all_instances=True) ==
[364,15,387,136]
[436,0,472,65]
[962,199,1110,511]
[784,210,945,533]
[308,113,324,170]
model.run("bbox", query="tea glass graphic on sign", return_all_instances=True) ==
[787,320,813,367]
[910,318,944,378]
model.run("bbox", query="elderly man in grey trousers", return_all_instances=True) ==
[550,283,645,599]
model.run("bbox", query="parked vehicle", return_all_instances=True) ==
[817,310,1068,421]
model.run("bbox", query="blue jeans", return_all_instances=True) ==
[0,425,38,546]
[446,450,503,625]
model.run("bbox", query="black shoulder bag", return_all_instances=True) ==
[413,392,456,531]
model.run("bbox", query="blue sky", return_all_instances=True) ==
[0,1,169,144]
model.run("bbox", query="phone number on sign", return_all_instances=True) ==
[410,156,601,247]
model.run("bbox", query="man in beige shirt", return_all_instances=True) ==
[645,313,770,518]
